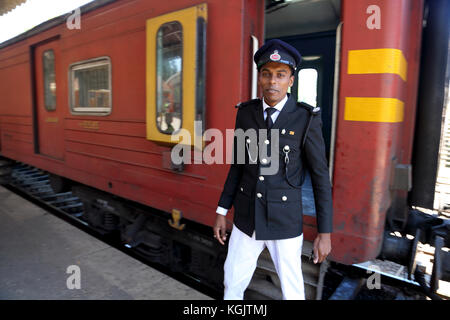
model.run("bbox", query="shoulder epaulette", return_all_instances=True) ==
[235,98,261,109]
[298,101,321,115]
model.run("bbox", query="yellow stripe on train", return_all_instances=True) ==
[348,48,407,81]
[344,97,404,123]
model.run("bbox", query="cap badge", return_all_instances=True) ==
[270,50,281,62]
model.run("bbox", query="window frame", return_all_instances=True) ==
[145,3,207,147]
[68,56,112,116]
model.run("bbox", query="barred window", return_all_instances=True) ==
[69,57,111,115]
[43,50,56,111]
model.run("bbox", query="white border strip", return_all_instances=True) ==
[251,35,259,99]
[329,22,343,184]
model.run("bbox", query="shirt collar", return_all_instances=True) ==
[262,94,288,113]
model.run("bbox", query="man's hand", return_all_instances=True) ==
[213,214,228,245]
[312,233,331,264]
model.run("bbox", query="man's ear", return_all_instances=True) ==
[289,74,295,87]
[257,71,263,86]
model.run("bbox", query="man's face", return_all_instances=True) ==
[258,61,294,107]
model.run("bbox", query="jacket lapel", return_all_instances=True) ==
[271,95,297,130]
[252,100,266,130]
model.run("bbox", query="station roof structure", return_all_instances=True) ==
[0,0,27,16]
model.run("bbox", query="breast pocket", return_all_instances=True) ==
[266,188,302,229]
[278,136,301,163]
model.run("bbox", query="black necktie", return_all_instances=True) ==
[266,107,277,129]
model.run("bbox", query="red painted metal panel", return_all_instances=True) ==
[0,0,264,244]
[34,39,65,160]
[0,0,425,265]
[331,0,424,264]
[0,59,31,117]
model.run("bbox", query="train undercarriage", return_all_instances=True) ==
[1,157,448,300]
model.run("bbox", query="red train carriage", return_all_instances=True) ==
[0,0,448,299]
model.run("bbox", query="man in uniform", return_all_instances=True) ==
[213,39,333,300]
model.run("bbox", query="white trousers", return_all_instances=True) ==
[223,224,305,300]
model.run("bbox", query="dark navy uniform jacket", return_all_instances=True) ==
[217,94,333,240]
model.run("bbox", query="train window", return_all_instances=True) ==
[69,56,111,115]
[146,3,207,147]
[297,68,318,107]
[43,50,56,111]
[156,21,183,134]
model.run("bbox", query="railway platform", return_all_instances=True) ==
[0,185,212,300]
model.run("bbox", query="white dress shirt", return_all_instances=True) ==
[216,95,288,216]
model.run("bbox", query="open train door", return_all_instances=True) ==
[32,36,64,160]
[264,0,340,234]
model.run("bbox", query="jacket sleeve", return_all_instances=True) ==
[303,112,333,233]
[217,111,244,210]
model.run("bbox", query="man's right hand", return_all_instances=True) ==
[213,214,228,245]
